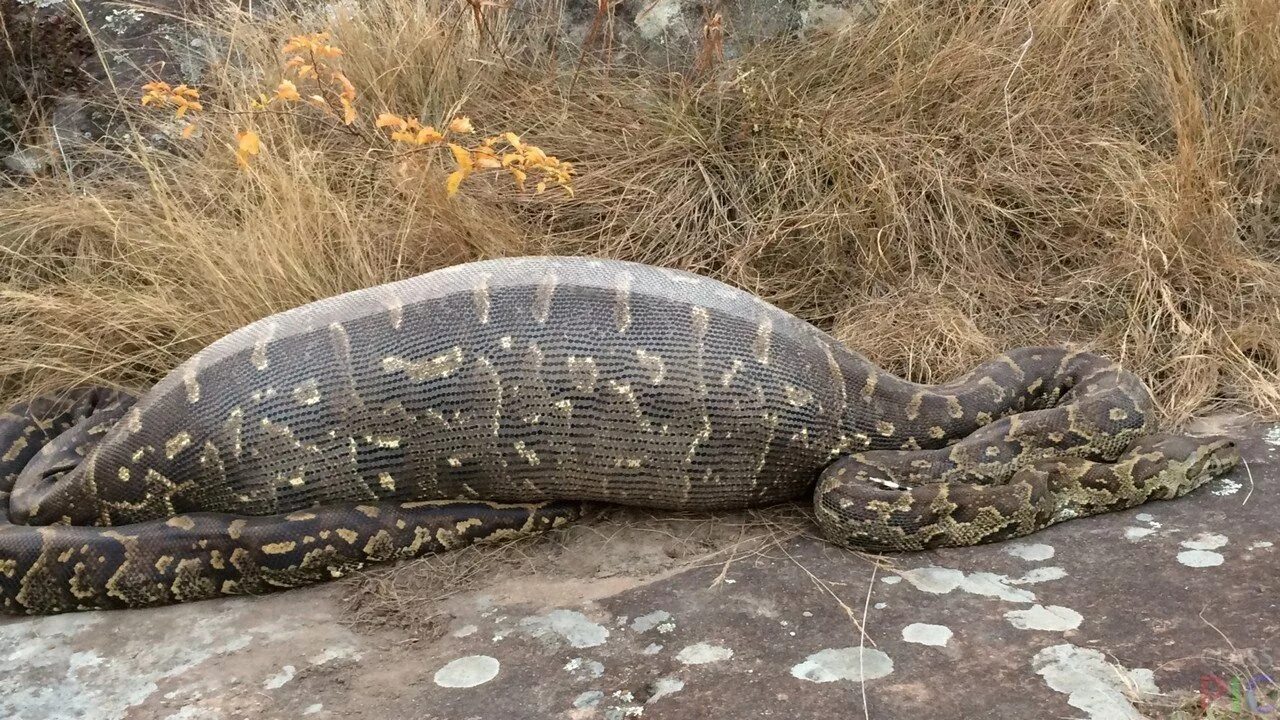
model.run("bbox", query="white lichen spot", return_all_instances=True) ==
[675,642,734,665]
[604,704,644,719]
[1133,513,1159,526]
[873,602,887,610]
[520,609,610,648]
[433,655,500,688]
[303,704,323,716]
[897,566,1036,601]
[635,0,684,41]
[962,572,1038,603]
[1005,543,1055,562]
[642,643,663,655]
[564,657,605,679]
[647,676,685,704]
[1181,533,1228,551]
[1012,567,1069,585]
[1033,644,1157,720]
[1264,425,1280,446]
[631,610,673,633]
[103,7,144,34]
[573,690,604,709]
[901,623,952,647]
[1124,527,1157,541]
[1250,541,1274,550]
[451,624,478,638]
[800,0,875,33]
[263,665,296,689]
[1211,478,1243,496]
[790,648,894,683]
[896,566,964,594]
[1177,550,1224,567]
[307,646,360,665]
[1004,605,1083,632]
[880,576,902,585]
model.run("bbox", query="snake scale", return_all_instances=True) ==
[0,257,1238,614]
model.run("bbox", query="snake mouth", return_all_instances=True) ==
[1188,438,1241,480]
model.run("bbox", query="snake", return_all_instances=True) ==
[0,256,1239,614]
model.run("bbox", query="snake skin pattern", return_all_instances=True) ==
[0,256,1239,614]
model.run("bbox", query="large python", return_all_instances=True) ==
[0,257,1238,614]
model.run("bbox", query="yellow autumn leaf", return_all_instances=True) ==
[313,44,343,59]
[446,169,467,197]
[508,167,527,190]
[181,123,197,139]
[448,143,473,172]
[275,80,301,102]
[524,145,548,165]
[503,132,523,151]
[376,113,406,129]
[415,127,444,145]
[448,116,474,134]
[238,130,260,153]
[235,129,261,168]
[535,180,546,195]
[473,146,501,169]
[334,72,357,103]
[340,97,357,125]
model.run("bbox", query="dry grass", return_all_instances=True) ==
[1136,659,1278,719]
[1,0,1278,422]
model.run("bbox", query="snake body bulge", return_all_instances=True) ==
[0,257,1238,614]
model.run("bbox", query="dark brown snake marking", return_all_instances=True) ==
[0,257,1238,614]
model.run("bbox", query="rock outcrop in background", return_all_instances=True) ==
[1,0,878,175]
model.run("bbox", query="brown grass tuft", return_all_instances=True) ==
[1,0,1278,422]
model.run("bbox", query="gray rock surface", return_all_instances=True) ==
[2,421,1275,719]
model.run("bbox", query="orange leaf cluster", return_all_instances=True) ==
[378,115,573,198]
[376,114,446,145]
[279,31,357,125]
[281,31,343,60]
[495,132,574,196]
[140,81,203,136]
[136,28,579,189]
